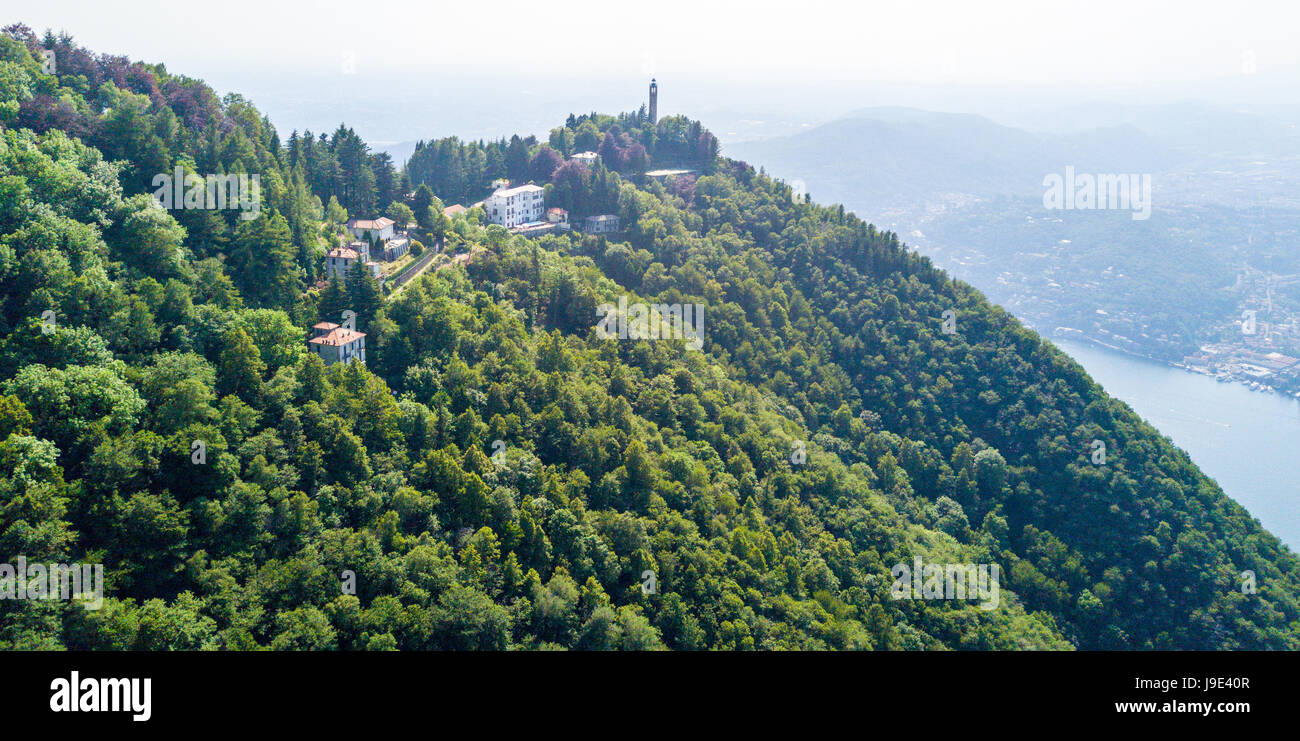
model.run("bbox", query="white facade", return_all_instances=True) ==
[348,218,395,242]
[485,184,545,229]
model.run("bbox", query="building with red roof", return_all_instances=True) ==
[308,322,366,365]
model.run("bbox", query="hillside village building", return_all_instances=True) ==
[376,236,410,262]
[485,184,545,228]
[308,322,366,365]
[325,245,381,280]
[326,217,417,281]
[347,239,370,259]
[583,214,620,234]
[570,151,599,167]
[348,217,396,242]
[513,207,571,238]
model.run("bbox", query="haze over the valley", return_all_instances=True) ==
[16,0,1300,150]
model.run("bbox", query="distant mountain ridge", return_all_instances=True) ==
[725,103,1300,370]
[727,106,1183,217]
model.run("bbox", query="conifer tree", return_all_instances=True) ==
[319,272,348,323]
[344,258,383,331]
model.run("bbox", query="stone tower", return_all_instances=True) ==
[649,78,658,124]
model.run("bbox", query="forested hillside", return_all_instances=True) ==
[1,26,1296,650]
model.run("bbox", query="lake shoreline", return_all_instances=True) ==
[1048,329,1300,401]
[1052,337,1300,551]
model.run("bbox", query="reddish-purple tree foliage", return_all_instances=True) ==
[528,146,563,183]
[163,79,224,132]
[551,159,590,186]
[624,141,648,172]
[597,130,625,169]
[694,131,719,163]
[16,95,93,139]
[669,174,697,204]
[1,23,37,45]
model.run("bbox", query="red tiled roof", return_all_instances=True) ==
[444,204,467,216]
[327,247,359,259]
[308,327,366,346]
[312,322,340,330]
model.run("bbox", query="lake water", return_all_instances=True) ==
[1053,338,1300,550]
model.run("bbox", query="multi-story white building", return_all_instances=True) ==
[484,184,545,228]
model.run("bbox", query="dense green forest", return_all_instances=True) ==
[1,26,1296,650]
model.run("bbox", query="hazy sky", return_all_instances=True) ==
[14,0,1300,86]
[11,0,1300,144]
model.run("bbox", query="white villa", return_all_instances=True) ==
[308,322,367,365]
[570,151,599,167]
[485,184,545,229]
[348,217,396,242]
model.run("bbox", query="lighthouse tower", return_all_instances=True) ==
[648,78,658,124]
